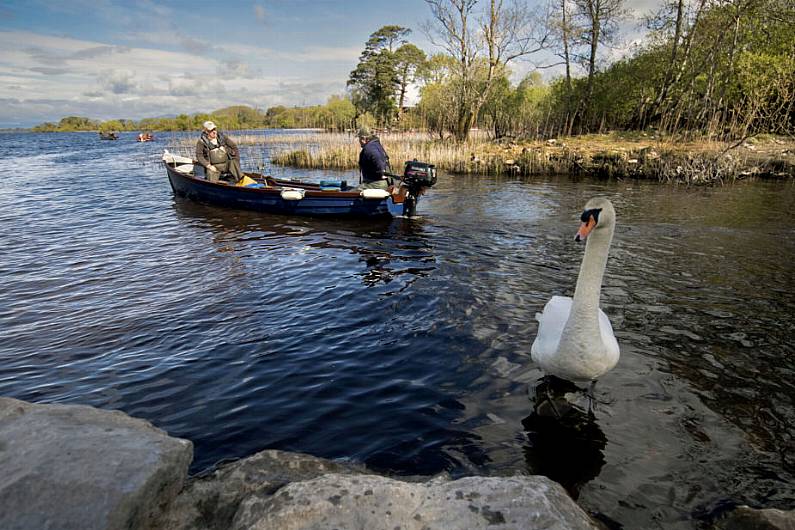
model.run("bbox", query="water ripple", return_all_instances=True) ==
[1,132,794,528]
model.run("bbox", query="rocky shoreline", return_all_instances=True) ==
[1,397,792,529]
[483,140,795,185]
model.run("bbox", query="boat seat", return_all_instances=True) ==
[320,179,345,191]
[174,164,194,174]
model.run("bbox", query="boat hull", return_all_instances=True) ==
[164,162,407,218]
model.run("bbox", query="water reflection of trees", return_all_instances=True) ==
[620,189,795,486]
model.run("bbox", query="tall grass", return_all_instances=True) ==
[168,130,793,184]
[266,130,551,175]
[265,131,761,182]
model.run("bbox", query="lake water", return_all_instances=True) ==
[1,130,793,529]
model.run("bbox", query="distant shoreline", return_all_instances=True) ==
[15,128,795,184]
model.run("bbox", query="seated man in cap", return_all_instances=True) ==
[356,126,390,190]
[196,121,243,184]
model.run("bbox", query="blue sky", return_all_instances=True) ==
[0,0,656,128]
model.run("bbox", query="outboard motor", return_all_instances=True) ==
[401,160,437,216]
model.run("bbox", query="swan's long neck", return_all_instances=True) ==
[568,222,614,330]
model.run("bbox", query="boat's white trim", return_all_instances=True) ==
[162,149,194,165]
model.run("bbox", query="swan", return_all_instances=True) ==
[531,197,620,385]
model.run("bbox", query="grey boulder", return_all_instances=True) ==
[714,505,795,530]
[0,397,192,530]
[231,473,598,530]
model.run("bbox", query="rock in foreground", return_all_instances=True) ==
[0,397,192,530]
[714,505,795,530]
[232,473,596,530]
[0,396,598,529]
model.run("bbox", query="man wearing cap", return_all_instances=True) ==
[356,126,390,190]
[196,121,243,184]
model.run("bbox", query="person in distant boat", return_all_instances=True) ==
[356,126,390,190]
[196,121,243,184]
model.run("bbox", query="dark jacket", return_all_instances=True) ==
[358,138,390,182]
[196,132,239,168]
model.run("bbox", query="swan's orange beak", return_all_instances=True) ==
[575,216,596,242]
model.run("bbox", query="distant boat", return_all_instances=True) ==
[162,150,437,218]
[99,132,118,140]
[137,133,154,142]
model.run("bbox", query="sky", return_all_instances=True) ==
[0,0,659,128]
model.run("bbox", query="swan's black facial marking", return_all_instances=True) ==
[580,208,602,224]
[575,208,602,242]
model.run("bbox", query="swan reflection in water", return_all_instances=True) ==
[524,376,607,500]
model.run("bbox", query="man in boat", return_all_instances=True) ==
[356,126,390,190]
[196,121,243,184]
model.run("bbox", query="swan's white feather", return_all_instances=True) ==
[598,310,619,359]
[531,297,619,381]
[531,295,572,359]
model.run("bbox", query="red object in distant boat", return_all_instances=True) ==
[137,133,154,142]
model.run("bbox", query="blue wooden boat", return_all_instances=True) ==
[162,151,436,218]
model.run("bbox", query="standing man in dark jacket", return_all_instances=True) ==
[196,121,243,183]
[356,126,390,190]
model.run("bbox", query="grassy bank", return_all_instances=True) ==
[176,131,795,185]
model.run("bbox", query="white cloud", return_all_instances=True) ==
[625,0,668,18]
[217,58,262,79]
[71,45,131,60]
[219,42,361,64]
[0,29,355,127]
[98,70,138,94]
[28,67,71,75]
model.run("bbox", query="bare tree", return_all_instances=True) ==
[552,0,576,133]
[638,0,707,130]
[423,0,550,141]
[560,0,573,94]
[571,0,626,128]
